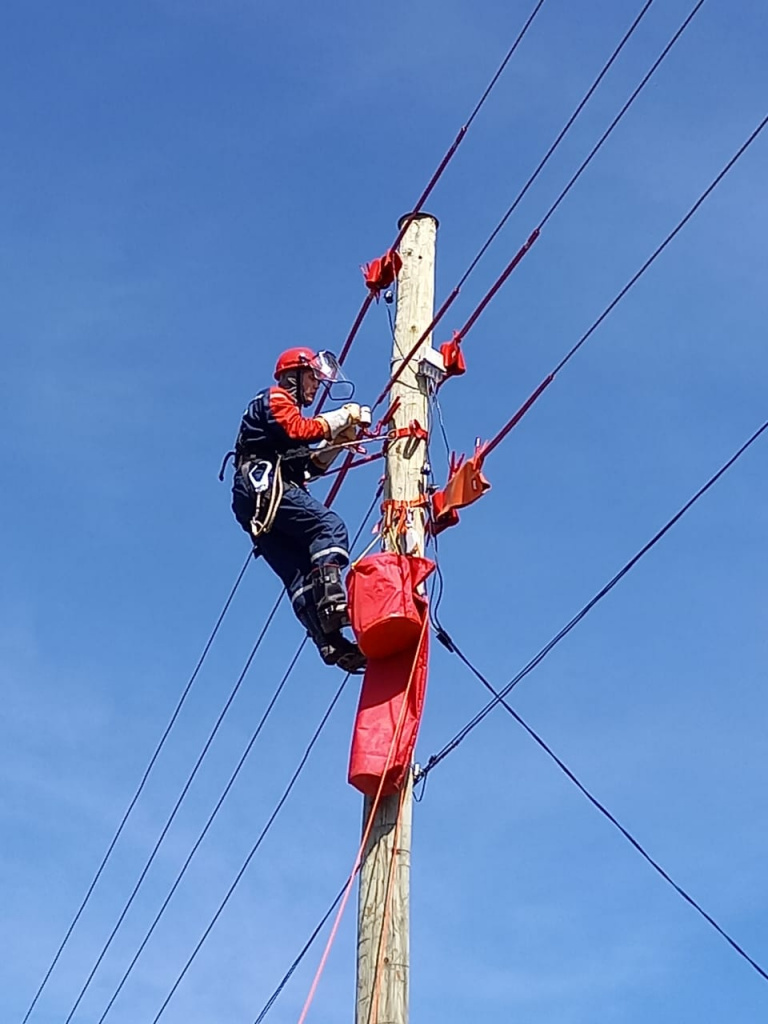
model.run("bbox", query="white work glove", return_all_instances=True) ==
[311,423,363,471]
[310,439,341,472]
[318,403,369,438]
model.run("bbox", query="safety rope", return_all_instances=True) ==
[366,782,408,1024]
[296,613,429,1024]
[249,457,284,539]
[252,884,346,1024]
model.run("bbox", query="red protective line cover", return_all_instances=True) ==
[347,554,435,796]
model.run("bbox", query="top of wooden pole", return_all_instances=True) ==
[397,211,439,231]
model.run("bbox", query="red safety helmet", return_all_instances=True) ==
[273,347,345,385]
[274,347,317,380]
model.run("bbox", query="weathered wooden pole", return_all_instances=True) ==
[355,212,437,1024]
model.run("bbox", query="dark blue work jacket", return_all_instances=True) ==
[235,386,327,487]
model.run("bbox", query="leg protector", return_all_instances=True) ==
[311,564,350,635]
[291,583,326,648]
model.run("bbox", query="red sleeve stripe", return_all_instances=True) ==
[269,388,327,441]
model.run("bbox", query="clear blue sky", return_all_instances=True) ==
[2,1,767,1022]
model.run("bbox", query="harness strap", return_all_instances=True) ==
[249,456,284,540]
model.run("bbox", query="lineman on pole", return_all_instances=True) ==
[226,347,369,673]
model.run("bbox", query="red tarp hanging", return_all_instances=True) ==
[347,553,435,796]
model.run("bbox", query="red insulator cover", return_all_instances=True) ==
[347,553,435,796]
[431,449,491,535]
[439,331,467,378]
[362,249,403,298]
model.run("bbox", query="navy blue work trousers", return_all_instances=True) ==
[232,473,349,642]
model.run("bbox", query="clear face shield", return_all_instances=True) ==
[309,350,355,401]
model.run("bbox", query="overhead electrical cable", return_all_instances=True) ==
[458,0,656,286]
[23,7,549,1004]
[19,551,253,1024]
[89,485,384,1022]
[423,417,768,774]
[94,641,307,1023]
[471,108,768,461]
[378,0,707,407]
[324,0,707,506]
[323,0,549,381]
[153,97,767,1009]
[59,592,286,1024]
[252,885,346,1024]
[539,0,706,230]
[148,672,352,1024]
[22,4,733,1015]
[88,490,381,1022]
[432,630,768,986]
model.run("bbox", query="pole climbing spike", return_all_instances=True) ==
[431,443,491,535]
[362,249,403,300]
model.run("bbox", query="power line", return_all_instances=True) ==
[148,672,351,1024]
[20,550,252,1024]
[60,591,285,1024]
[329,0,548,373]
[463,108,768,464]
[437,631,768,986]
[44,11,553,998]
[552,109,768,375]
[423,417,768,772]
[94,640,307,1023]
[91,487,383,1022]
[353,0,706,425]
[539,0,706,230]
[93,486,383,1021]
[252,885,345,1024]
[464,0,548,131]
[458,0,656,288]
[456,0,707,343]
[20,6,548,1007]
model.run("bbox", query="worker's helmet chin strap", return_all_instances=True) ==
[295,368,308,408]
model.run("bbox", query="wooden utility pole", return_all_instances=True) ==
[355,212,437,1024]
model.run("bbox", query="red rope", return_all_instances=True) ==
[366,783,407,1024]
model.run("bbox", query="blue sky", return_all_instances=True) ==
[2,1,767,1022]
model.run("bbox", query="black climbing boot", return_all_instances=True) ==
[311,564,350,635]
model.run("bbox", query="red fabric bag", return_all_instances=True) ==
[347,553,435,797]
[348,553,434,658]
